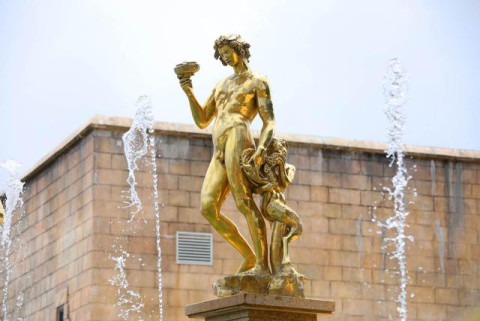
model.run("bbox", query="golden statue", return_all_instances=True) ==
[241,139,302,275]
[175,34,304,297]
[0,202,4,225]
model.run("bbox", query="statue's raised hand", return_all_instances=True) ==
[179,76,193,96]
[174,61,199,97]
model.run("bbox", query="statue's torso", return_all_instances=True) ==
[212,71,260,146]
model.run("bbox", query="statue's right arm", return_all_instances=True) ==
[180,77,216,129]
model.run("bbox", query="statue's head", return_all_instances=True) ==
[268,138,288,157]
[214,34,251,66]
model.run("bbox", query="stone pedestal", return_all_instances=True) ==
[185,293,335,321]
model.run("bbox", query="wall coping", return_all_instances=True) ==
[22,115,480,182]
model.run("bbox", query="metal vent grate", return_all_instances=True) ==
[176,231,213,265]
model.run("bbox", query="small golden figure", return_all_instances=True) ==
[242,139,303,276]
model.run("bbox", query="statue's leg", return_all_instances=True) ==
[200,155,255,273]
[266,199,303,270]
[270,222,286,274]
[265,199,301,228]
[224,127,269,274]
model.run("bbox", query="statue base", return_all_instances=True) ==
[268,272,305,298]
[185,293,335,321]
[213,272,305,298]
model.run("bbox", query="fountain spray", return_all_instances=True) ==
[110,95,164,320]
[374,59,413,321]
[0,160,24,321]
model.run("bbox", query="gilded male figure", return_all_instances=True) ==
[177,35,274,275]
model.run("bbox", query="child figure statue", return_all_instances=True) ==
[242,138,305,296]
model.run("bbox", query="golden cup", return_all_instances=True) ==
[174,61,200,78]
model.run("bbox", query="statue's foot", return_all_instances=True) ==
[280,262,305,278]
[237,264,270,276]
[235,255,256,274]
[280,262,296,274]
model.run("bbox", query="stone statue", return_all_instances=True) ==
[175,34,304,297]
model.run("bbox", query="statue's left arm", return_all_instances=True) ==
[252,76,275,165]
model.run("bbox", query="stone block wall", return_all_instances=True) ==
[2,120,479,321]
[2,133,94,320]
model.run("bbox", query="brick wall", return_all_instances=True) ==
[2,122,479,321]
[3,133,94,320]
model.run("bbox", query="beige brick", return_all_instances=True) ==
[342,267,372,283]
[178,207,204,224]
[310,234,342,250]
[409,224,434,241]
[360,190,383,206]
[309,153,328,171]
[169,159,191,175]
[157,173,179,190]
[287,185,310,201]
[409,195,434,211]
[311,280,331,298]
[323,203,341,218]
[310,217,329,233]
[95,169,127,186]
[329,219,357,235]
[341,174,371,190]
[330,251,361,267]
[289,201,314,217]
[89,303,120,320]
[435,288,458,305]
[311,186,328,202]
[331,281,361,299]
[407,255,435,273]
[360,160,384,176]
[323,173,342,187]
[189,145,211,161]
[297,170,324,186]
[177,175,203,192]
[329,188,361,205]
[94,136,123,154]
[160,206,178,222]
[409,286,435,303]
[110,153,127,170]
[166,190,190,206]
[362,283,385,300]
[153,157,169,174]
[92,185,111,201]
[324,266,342,281]
[288,154,310,169]
[94,153,112,169]
[416,303,446,320]
[297,264,323,279]
[361,253,383,269]
[190,161,209,176]
[471,184,480,198]
[342,299,373,316]
[189,192,201,208]
[328,157,361,174]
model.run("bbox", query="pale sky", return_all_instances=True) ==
[1,0,479,188]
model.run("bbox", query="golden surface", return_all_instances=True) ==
[0,202,4,224]
[241,139,302,276]
[174,62,200,78]
[176,35,304,296]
